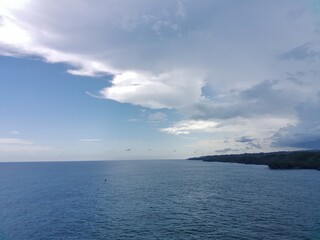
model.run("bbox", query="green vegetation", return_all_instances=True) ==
[188,151,320,170]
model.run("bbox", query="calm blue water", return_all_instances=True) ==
[0,160,319,240]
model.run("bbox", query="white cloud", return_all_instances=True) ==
[0,138,52,153]
[160,120,219,135]
[1,0,318,112]
[0,145,52,153]
[1,0,320,152]
[79,138,103,142]
[9,130,20,135]
[0,0,317,108]
[101,70,203,109]
[160,116,297,155]
[0,138,32,145]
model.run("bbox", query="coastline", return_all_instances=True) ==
[188,151,320,170]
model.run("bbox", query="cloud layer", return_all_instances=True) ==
[0,138,51,153]
[273,95,320,149]
[1,0,320,151]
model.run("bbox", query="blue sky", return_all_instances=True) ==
[0,56,185,160]
[0,0,320,161]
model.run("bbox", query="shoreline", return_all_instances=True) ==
[188,151,320,170]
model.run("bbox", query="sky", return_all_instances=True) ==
[0,0,320,161]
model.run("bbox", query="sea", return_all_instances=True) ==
[0,160,319,240]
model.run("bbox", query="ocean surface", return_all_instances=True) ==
[0,160,319,240]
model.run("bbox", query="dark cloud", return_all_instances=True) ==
[279,43,320,61]
[236,136,261,149]
[273,126,320,149]
[125,148,131,152]
[286,7,305,19]
[236,136,255,143]
[215,148,238,154]
[272,97,320,149]
[240,80,279,100]
[190,80,295,120]
[285,71,307,85]
[2,0,320,156]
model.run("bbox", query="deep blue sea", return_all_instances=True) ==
[0,160,319,240]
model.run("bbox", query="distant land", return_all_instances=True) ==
[188,151,320,170]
